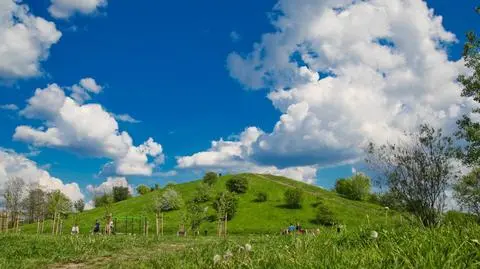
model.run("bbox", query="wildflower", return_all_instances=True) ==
[384,206,390,210]
[370,231,378,239]
[223,250,233,260]
[245,243,252,252]
[213,254,221,264]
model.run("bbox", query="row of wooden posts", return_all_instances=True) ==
[0,211,230,237]
[0,212,21,233]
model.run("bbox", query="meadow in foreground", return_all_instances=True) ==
[1,223,479,269]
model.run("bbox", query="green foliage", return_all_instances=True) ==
[155,188,183,212]
[192,183,212,203]
[366,124,458,227]
[136,184,151,195]
[202,172,218,186]
[454,168,480,218]
[47,190,72,217]
[94,194,113,208]
[185,201,208,233]
[213,191,238,220]
[284,188,303,208]
[255,191,268,202]
[226,176,249,193]
[112,186,131,202]
[313,202,336,226]
[443,210,478,226]
[73,199,85,213]
[23,188,47,223]
[334,174,371,201]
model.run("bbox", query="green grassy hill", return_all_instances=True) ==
[22,173,399,235]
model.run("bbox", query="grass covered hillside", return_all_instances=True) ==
[22,173,399,235]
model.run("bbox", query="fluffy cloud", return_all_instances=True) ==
[86,176,133,196]
[177,127,317,183]
[224,0,476,169]
[14,79,164,176]
[69,77,103,104]
[0,148,83,202]
[49,0,107,19]
[0,0,61,79]
[0,104,18,111]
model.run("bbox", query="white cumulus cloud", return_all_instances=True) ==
[49,0,107,19]
[14,79,164,176]
[0,148,84,202]
[0,0,61,79]
[86,176,133,196]
[0,104,18,111]
[222,0,476,169]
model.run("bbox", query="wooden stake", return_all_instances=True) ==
[155,213,159,236]
[161,213,164,236]
[224,213,227,238]
[41,217,45,234]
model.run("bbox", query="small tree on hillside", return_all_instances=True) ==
[136,185,151,195]
[112,186,130,202]
[186,200,208,235]
[313,202,336,226]
[94,194,113,208]
[157,189,183,211]
[74,199,85,213]
[22,187,46,223]
[335,174,372,201]
[255,191,268,202]
[4,177,26,222]
[213,191,238,220]
[226,176,248,194]
[454,168,480,219]
[192,183,212,203]
[284,188,303,209]
[203,172,218,186]
[366,124,458,226]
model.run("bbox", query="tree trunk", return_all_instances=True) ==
[161,213,164,236]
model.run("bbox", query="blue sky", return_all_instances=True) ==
[1,0,479,203]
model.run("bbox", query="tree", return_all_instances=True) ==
[136,185,151,195]
[213,191,238,220]
[203,172,218,186]
[226,176,248,194]
[155,189,183,212]
[23,187,46,223]
[454,168,480,218]
[4,177,26,221]
[192,183,212,203]
[112,186,130,202]
[366,124,458,226]
[334,174,371,201]
[255,191,268,202]
[47,190,72,217]
[456,8,480,166]
[74,199,85,213]
[284,188,303,209]
[186,201,208,234]
[94,194,113,208]
[313,203,336,226]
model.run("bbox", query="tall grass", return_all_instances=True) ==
[1,223,479,268]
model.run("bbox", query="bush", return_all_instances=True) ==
[284,188,303,208]
[192,183,212,203]
[203,172,218,186]
[443,210,478,226]
[255,192,268,202]
[313,203,336,226]
[226,176,249,194]
[156,189,183,212]
[74,199,85,213]
[94,194,113,208]
[113,186,131,202]
[136,185,151,195]
[334,174,371,201]
[213,191,238,220]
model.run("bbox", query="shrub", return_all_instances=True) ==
[313,203,336,226]
[156,189,183,212]
[136,184,151,195]
[192,183,212,203]
[113,186,131,202]
[203,172,218,186]
[213,191,238,220]
[94,194,113,208]
[443,210,478,226]
[334,174,371,201]
[284,188,303,208]
[74,199,85,213]
[226,176,249,194]
[255,192,268,202]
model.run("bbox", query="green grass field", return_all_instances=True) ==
[1,224,479,268]
[7,173,479,268]
[20,173,401,235]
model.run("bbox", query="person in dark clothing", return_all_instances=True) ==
[93,220,100,234]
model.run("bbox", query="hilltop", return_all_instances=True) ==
[22,173,397,234]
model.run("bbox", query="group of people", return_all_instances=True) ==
[70,219,115,235]
[282,223,323,236]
